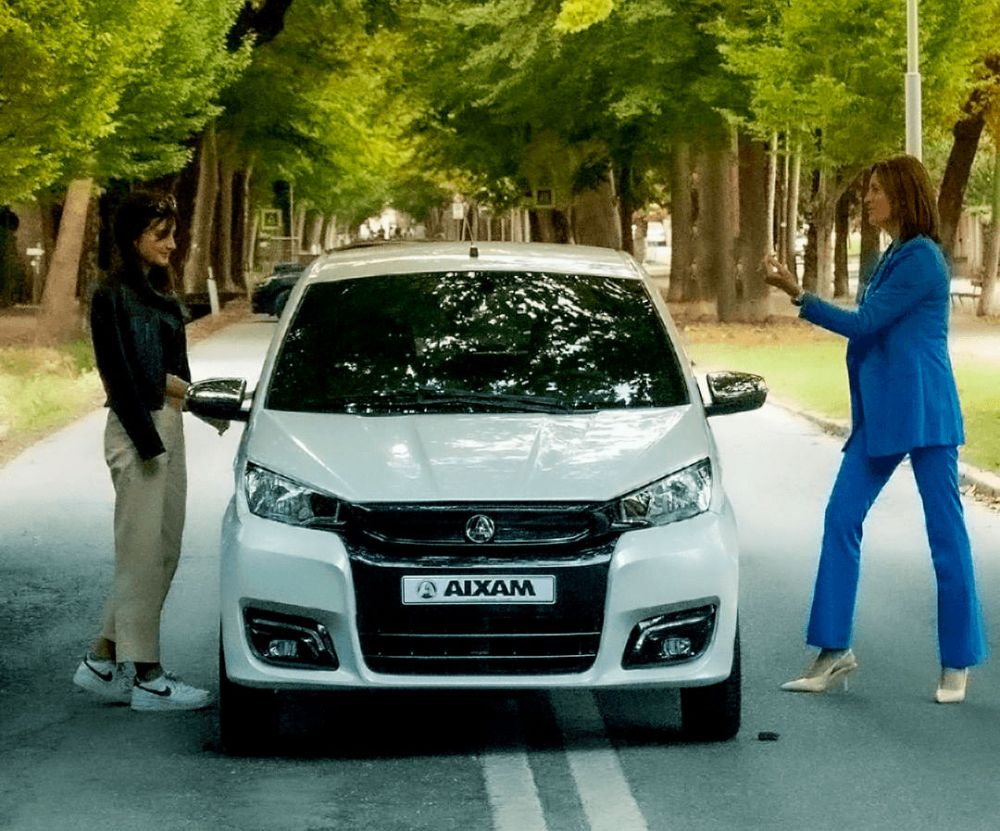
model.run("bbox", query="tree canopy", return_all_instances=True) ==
[0,0,247,202]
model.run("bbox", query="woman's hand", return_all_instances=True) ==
[165,373,190,411]
[762,254,801,298]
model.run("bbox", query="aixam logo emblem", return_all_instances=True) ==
[464,514,496,544]
[417,580,437,599]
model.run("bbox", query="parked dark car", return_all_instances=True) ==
[252,262,307,317]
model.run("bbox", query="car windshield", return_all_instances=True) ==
[266,270,688,414]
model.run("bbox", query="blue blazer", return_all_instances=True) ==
[799,235,964,457]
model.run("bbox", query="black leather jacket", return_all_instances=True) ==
[90,277,191,460]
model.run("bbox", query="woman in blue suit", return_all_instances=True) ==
[763,154,986,703]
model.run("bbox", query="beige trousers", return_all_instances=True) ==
[99,406,187,663]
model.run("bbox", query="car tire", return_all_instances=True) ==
[679,624,741,742]
[218,638,281,755]
[272,289,292,318]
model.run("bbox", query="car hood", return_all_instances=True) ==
[244,406,711,503]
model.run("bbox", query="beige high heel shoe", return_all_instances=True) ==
[934,668,968,704]
[780,649,858,693]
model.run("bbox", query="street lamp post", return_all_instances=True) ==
[905,0,922,159]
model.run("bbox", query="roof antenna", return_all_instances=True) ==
[469,244,479,259]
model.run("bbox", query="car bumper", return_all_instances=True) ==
[219,500,739,691]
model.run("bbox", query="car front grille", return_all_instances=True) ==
[349,501,614,549]
[349,526,615,675]
[359,631,601,675]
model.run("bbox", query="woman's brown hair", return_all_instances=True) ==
[111,190,179,295]
[871,155,940,243]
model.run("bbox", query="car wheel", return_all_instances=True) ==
[272,289,291,317]
[679,624,741,742]
[218,638,281,755]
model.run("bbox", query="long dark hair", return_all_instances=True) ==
[111,190,179,294]
[871,155,940,244]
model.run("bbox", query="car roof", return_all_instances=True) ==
[306,242,642,284]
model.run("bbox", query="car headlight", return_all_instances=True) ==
[244,462,346,529]
[616,459,712,527]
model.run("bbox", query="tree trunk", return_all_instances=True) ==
[182,124,219,294]
[35,178,93,345]
[76,191,101,307]
[615,162,635,255]
[0,209,23,308]
[530,209,556,242]
[239,163,254,282]
[32,197,58,304]
[323,215,338,250]
[305,210,324,254]
[572,175,621,249]
[784,143,801,280]
[293,203,307,252]
[939,115,986,261]
[701,136,738,320]
[667,142,694,302]
[690,148,712,308]
[217,156,236,291]
[979,140,1000,317]
[246,211,260,278]
[833,183,852,298]
[857,169,880,302]
[775,135,789,265]
[231,168,248,293]
[803,164,836,298]
[766,132,777,254]
[728,131,770,322]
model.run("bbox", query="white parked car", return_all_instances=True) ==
[187,242,766,753]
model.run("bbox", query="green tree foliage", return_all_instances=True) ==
[555,0,616,34]
[94,0,250,182]
[0,0,157,201]
[0,0,247,201]
[401,0,739,241]
[221,0,419,225]
[714,0,994,176]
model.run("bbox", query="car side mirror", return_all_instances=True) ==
[186,377,250,422]
[704,371,767,417]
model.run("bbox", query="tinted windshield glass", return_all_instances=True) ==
[266,271,688,414]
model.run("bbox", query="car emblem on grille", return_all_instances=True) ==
[465,514,496,544]
[417,580,437,599]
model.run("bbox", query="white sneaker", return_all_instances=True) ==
[72,655,133,704]
[131,671,212,712]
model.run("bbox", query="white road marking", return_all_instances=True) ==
[481,748,549,831]
[551,690,650,831]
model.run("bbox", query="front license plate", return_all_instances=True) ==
[401,574,556,605]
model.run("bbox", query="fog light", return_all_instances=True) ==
[659,636,693,659]
[623,604,716,668]
[244,610,338,669]
[265,639,301,660]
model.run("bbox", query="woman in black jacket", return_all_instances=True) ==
[73,191,210,712]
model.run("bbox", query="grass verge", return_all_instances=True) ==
[0,342,104,463]
[0,299,251,466]
[680,319,1000,475]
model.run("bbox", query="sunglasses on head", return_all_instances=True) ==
[151,194,177,215]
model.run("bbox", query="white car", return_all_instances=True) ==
[187,242,766,753]
[643,221,671,264]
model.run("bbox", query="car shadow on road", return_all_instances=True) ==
[205,687,694,759]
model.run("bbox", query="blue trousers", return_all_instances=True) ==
[806,430,987,668]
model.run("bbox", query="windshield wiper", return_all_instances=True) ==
[414,386,586,413]
[299,389,589,414]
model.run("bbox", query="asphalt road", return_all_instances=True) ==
[1,316,999,831]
